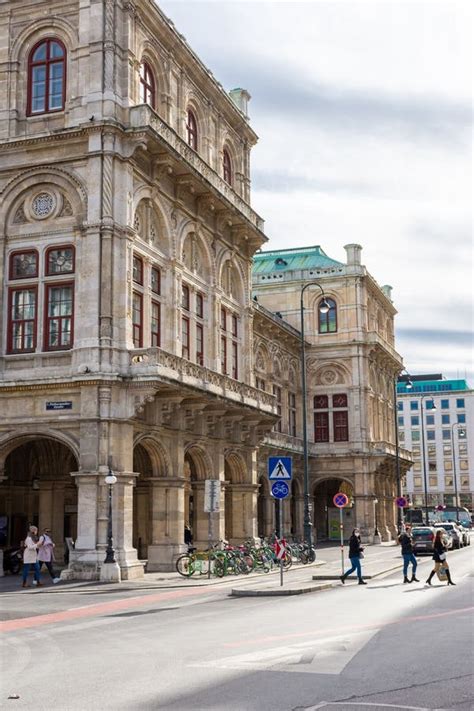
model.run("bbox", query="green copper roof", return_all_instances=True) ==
[252,246,344,274]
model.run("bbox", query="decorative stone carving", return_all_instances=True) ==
[59,197,73,217]
[12,203,27,224]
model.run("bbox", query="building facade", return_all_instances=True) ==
[397,375,473,512]
[0,0,410,579]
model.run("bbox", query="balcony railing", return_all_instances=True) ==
[129,105,265,232]
[129,347,276,413]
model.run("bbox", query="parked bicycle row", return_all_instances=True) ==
[175,538,316,578]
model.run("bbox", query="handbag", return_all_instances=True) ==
[439,553,446,561]
[437,565,448,581]
[359,552,365,559]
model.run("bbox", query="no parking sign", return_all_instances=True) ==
[333,492,349,508]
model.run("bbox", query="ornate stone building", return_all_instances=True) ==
[0,0,410,579]
[253,245,412,543]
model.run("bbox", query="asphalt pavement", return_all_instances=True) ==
[1,541,473,710]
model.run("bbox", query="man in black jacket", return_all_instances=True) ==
[398,524,419,583]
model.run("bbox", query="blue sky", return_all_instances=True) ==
[159,0,473,383]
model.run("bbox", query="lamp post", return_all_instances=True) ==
[394,372,412,533]
[373,498,379,537]
[300,282,330,550]
[420,395,436,526]
[451,423,467,522]
[104,468,118,564]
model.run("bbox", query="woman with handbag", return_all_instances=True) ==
[426,529,456,586]
[340,528,367,585]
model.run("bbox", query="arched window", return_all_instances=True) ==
[28,39,66,115]
[186,109,198,150]
[139,62,155,108]
[318,297,337,334]
[223,149,232,184]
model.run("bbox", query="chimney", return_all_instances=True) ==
[344,243,362,266]
[229,88,251,119]
[381,285,393,301]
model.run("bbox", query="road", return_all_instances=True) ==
[1,546,473,711]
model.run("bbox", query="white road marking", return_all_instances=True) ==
[190,629,378,675]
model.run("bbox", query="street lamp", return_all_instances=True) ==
[373,498,379,537]
[451,423,467,522]
[420,395,436,526]
[300,281,330,551]
[394,372,412,532]
[104,468,118,564]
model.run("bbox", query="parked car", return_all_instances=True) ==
[457,523,471,547]
[433,523,461,549]
[410,526,436,555]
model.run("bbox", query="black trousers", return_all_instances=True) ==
[39,561,56,579]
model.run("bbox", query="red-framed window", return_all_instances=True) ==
[231,314,238,338]
[318,297,337,334]
[45,245,74,275]
[273,385,282,432]
[132,292,143,347]
[186,109,198,150]
[27,38,66,115]
[333,411,349,442]
[151,266,161,295]
[182,316,190,359]
[196,323,204,365]
[44,282,74,350]
[220,307,226,331]
[220,335,227,374]
[139,61,155,108]
[9,250,38,280]
[151,301,160,347]
[314,395,328,409]
[182,284,190,310]
[223,149,232,185]
[133,255,143,285]
[7,286,38,353]
[314,412,329,442]
[288,392,297,436]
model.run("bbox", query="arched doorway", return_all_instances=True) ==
[313,478,355,541]
[0,437,78,562]
[257,476,273,539]
[132,443,154,559]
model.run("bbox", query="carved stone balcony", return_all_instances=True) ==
[129,347,276,415]
[128,105,265,233]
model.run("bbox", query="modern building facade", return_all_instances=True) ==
[397,375,473,512]
[0,0,410,579]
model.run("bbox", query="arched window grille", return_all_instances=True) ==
[186,109,198,150]
[139,62,155,108]
[27,39,66,115]
[318,297,337,333]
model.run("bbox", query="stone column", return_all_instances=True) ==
[52,483,66,564]
[295,495,305,539]
[64,472,101,580]
[263,495,275,538]
[111,471,144,580]
[226,484,258,543]
[146,477,186,572]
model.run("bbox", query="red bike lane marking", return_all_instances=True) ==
[0,585,216,633]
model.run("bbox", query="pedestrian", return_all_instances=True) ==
[426,529,456,586]
[340,528,367,585]
[21,525,41,588]
[38,528,61,584]
[184,523,193,547]
[398,524,419,583]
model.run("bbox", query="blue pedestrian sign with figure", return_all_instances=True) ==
[271,481,290,499]
[268,456,292,480]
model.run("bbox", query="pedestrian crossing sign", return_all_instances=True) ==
[268,456,292,480]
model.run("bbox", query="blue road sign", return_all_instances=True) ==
[271,481,290,499]
[396,496,407,508]
[333,492,349,508]
[268,456,292,480]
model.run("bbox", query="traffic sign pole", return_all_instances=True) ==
[279,500,283,587]
[340,507,345,575]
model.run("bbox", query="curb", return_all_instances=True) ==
[230,582,334,597]
[312,563,402,582]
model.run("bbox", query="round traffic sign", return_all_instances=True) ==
[333,492,349,508]
[271,481,289,499]
[396,496,407,508]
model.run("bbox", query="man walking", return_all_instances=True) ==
[399,524,419,583]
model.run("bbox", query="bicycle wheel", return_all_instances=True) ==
[176,554,193,577]
[282,552,292,570]
[213,558,226,577]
